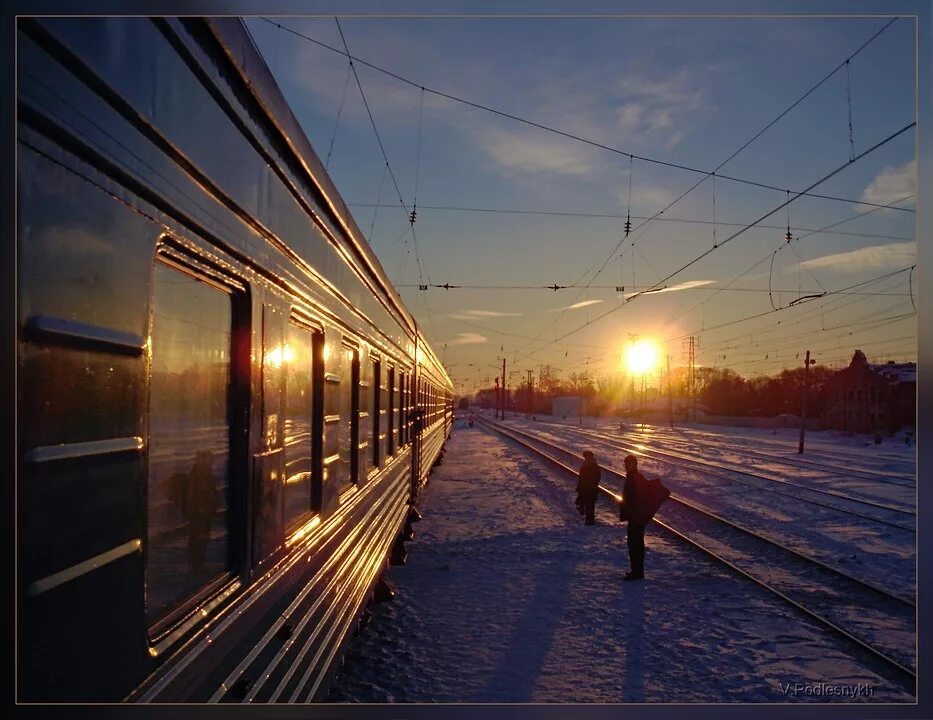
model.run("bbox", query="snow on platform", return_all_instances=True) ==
[327,419,914,703]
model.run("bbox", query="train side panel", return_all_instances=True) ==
[17,16,451,703]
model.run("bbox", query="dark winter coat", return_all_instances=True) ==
[620,469,648,524]
[576,458,601,503]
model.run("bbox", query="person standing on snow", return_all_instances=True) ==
[620,454,648,581]
[575,450,601,526]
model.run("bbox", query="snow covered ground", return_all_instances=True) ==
[507,418,917,601]
[327,418,915,703]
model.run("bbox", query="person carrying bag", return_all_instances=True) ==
[618,454,669,580]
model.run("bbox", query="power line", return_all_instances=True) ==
[332,17,440,345]
[500,17,906,362]
[697,311,915,358]
[347,202,913,242]
[260,17,910,214]
[538,121,915,351]
[398,282,906,296]
[333,18,428,287]
[661,192,916,332]
[661,265,915,344]
[696,275,913,350]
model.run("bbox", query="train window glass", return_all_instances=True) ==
[324,358,342,492]
[254,307,285,562]
[336,344,359,492]
[398,373,405,447]
[387,367,395,457]
[403,374,410,445]
[147,260,234,627]
[371,359,381,470]
[283,322,316,531]
[377,360,387,467]
[360,358,374,478]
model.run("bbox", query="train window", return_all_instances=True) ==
[371,358,381,471]
[335,344,360,491]
[403,373,409,444]
[323,359,342,492]
[398,373,406,447]
[387,367,395,457]
[146,259,238,629]
[358,357,371,480]
[283,322,318,531]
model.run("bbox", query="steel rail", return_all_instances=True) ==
[544,422,915,519]
[533,423,915,531]
[475,416,916,691]
[622,423,916,486]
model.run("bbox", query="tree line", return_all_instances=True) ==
[470,363,838,418]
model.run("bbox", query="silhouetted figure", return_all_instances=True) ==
[620,454,647,580]
[576,450,601,526]
[183,450,216,576]
[468,414,474,428]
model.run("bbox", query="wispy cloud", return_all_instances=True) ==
[449,309,523,320]
[615,68,713,149]
[858,160,916,210]
[800,242,916,273]
[548,299,604,312]
[459,309,522,317]
[620,279,715,298]
[476,126,597,176]
[617,183,678,213]
[447,332,488,345]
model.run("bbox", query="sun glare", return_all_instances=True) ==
[625,340,658,375]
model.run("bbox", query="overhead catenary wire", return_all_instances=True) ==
[367,162,389,243]
[659,265,916,345]
[660,192,916,333]
[505,17,904,363]
[260,17,908,214]
[539,121,916,351]
[325,59,353,169]
[347,201,914,243]
[698,272,915,350]
[397,282,904,296]
[333,17,428,289]
[258,16,913,375]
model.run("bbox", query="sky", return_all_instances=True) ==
[244,13,917,396]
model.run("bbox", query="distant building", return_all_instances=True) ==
[553,396,585,419]
[822,350,916,434]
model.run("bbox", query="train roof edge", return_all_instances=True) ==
[203,17,450,388]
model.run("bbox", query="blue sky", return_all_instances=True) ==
[244,13,917,395]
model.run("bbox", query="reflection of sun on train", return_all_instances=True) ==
[17,17,452,702]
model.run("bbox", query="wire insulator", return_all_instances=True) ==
[409,208,417,225]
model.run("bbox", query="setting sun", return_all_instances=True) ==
[625,340,659,375]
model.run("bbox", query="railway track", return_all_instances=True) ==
[525,421,915,530]
[476,416,916,694]
[616,423,916,487]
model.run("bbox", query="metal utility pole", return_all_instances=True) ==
[667,355,674,428]
[526,369,534,417]
[501,356,507,420]
[689,336,697,422]
[641,374,646,427]
[799,349,816,453]
[627,332,639,416]
[494,376,500,418]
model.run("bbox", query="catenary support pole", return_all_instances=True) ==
[799,349,815,453]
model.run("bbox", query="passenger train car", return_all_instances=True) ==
[17,17,452,702]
